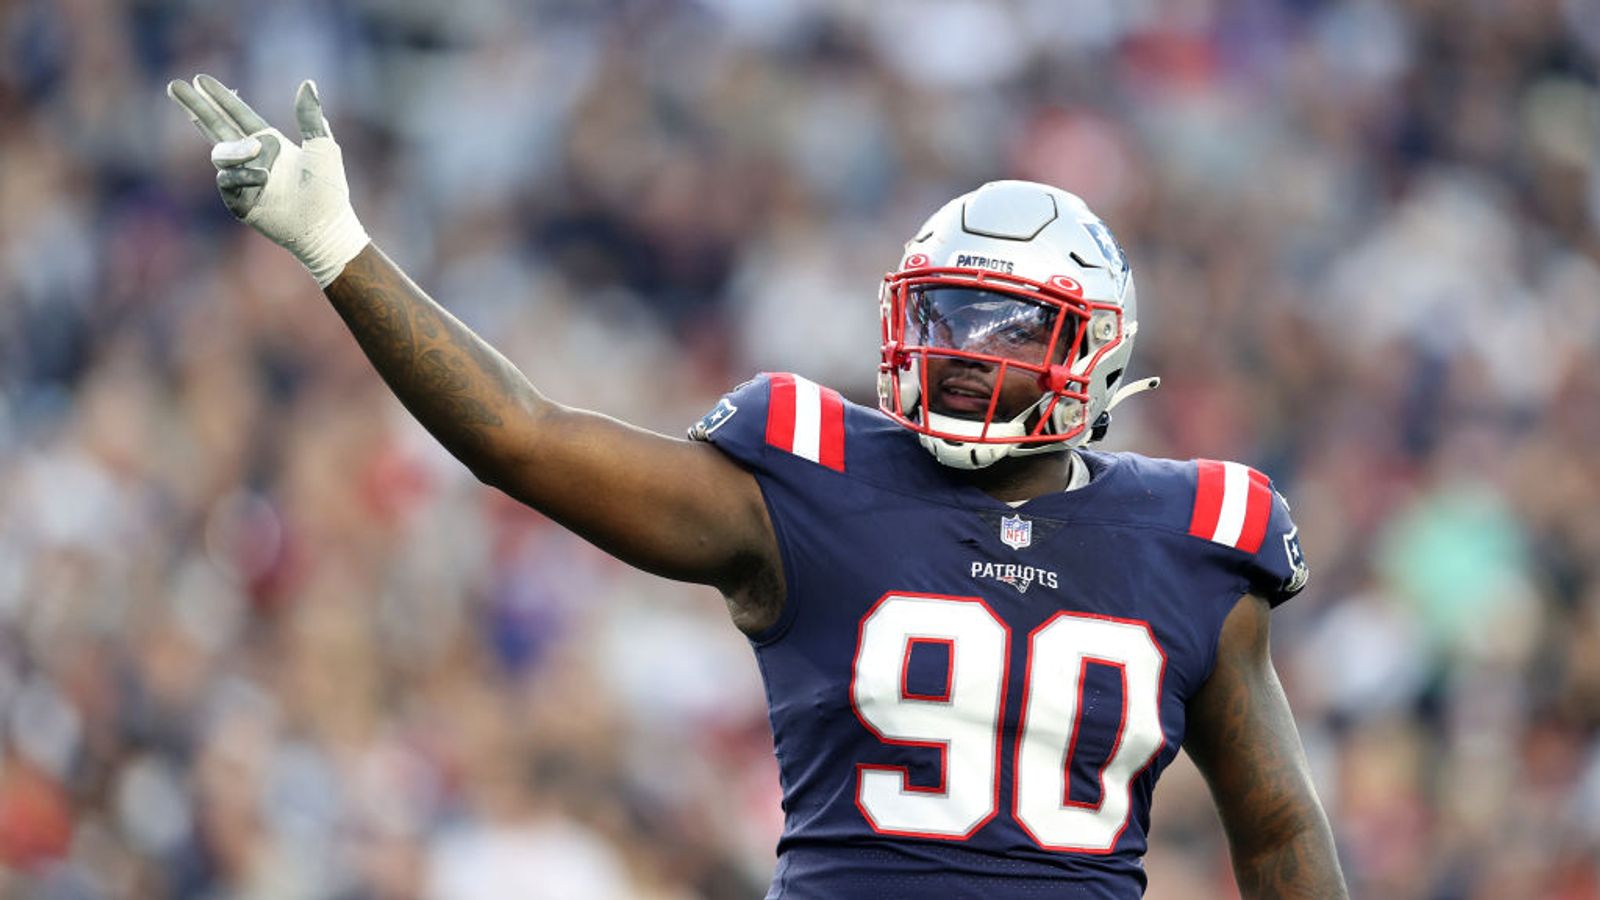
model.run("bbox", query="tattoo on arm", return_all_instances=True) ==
[1186,595,1348,899]
[319,244,780,614]
[324,245,532,467]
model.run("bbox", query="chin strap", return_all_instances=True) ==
[1089,376,1161,443]
[1109,376,1160,412]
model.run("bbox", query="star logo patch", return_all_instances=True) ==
[687,398,738,441]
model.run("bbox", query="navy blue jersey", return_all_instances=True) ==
[690,373,1308,899]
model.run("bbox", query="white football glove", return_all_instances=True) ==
[168,74,370,288]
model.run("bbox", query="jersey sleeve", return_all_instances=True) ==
[687,372,849,475]
[687,372,856,644]
[1185,459,1310,607]
[1251,488,1309,605]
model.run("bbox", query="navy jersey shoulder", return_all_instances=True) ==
[692,373,1309,609]
[1071,450,1310,607]
[691,374,1308,899]
[689,370,926,490]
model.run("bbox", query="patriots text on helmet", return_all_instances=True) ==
[952,253,1015,274]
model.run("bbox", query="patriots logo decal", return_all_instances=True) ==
[1283,526,1309,593]
[688,398,738,441]
[1082,219,1130,293]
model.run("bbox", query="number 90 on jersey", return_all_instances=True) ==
[850,593,1167,853]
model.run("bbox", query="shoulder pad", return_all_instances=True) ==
[1187,459,1274,553]
[1187,459,1309,605]
[763,372,846,472]
[689,372,848,473]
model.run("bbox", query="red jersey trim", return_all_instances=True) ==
[1188,459,1272,553]
[764,373,846,472]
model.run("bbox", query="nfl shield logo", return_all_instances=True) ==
[1000,515,1032,550]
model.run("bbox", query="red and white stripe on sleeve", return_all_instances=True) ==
[1188,459,1272,554]
[765,373,846,472]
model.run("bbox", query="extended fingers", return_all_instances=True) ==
[167,78,244,142]
[294,80,331,140]
[195,74,272,135]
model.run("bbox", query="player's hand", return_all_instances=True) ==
[167,74,370,288]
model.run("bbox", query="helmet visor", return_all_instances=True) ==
[904,287,1069,368]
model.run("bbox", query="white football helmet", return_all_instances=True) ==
[877,180,1157,469]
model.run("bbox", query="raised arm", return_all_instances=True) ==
[1183,594,1349,899]
[168,75,782,630]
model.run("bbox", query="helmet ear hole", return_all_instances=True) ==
[1089,412,1113,442]
[1105,368,1123,389]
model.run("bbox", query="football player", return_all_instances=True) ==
[170,75,1347,899]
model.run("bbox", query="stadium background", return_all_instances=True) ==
[2,1,1599,897]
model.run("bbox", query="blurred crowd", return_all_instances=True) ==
[2,0,1599,897]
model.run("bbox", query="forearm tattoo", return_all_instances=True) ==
[324,246,521,462]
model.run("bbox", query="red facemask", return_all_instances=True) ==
[878,261,1126,447]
